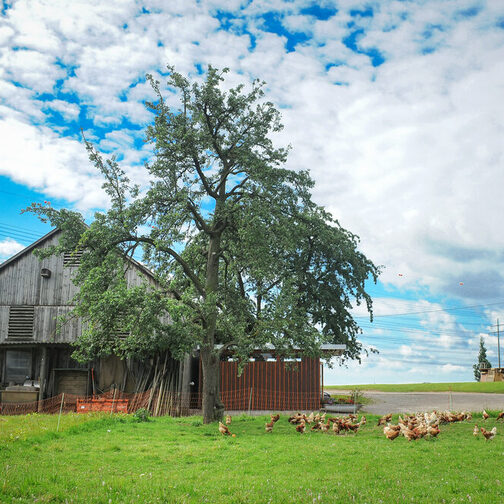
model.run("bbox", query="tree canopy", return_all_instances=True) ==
[27,66,380,422]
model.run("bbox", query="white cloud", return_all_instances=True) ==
[0,117,106,211]
[0,238,25,261]
[440,363,465,373]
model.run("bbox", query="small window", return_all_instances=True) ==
[5,350,32,384]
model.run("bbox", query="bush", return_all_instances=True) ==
[133,408,151,422]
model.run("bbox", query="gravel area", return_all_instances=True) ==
[326,390,504,415]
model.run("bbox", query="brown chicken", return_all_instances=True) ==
[427,425,440,437]
[481,427,497,440]
[219,422,231,435]
[296,420,306,434]
[473,424,479,437]
[497,412,504,421]
[288,413,304,424]
[332,421,340,434]
[225,415,232,425]
[345,422,361,433]
[384,425,400,441]
[320,420,331,432]
[402,427,419,442]
[270,414,280,423]
[378,413,393,426]
[482,410,489,420]
[265,420,274,433]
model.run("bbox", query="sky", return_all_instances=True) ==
[1,0,504,384]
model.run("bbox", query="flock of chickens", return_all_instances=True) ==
[218,409,504,441]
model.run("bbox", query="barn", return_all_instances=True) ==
[1,229,345,413]
[0,228,188,410]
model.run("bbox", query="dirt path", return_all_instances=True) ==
[326,390,504,415]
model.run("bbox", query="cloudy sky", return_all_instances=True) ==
[1,0,504,384]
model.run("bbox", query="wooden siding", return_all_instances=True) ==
[216,358,321,410]
[0,229,159,345]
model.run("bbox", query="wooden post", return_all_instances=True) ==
[38,346,48,412]
[110,387,117,415]
[497,319,501,369]
[57,393,65,432]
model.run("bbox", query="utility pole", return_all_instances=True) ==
[498,319,501,369]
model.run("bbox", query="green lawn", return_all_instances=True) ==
[325,382,504,393]
[1,411,504,503]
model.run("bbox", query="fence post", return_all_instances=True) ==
[56,393,65,432]
[110,387,117,415]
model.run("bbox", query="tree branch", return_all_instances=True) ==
[113,236,206,297]
[192,154,217,198]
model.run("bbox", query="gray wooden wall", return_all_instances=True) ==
[0,230,161,344]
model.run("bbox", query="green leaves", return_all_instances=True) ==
[25,64,379,367]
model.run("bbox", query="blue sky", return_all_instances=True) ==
[1,0,504,384]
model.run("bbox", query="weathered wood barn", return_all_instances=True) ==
[0,228,344,412]
[0,229,188,407]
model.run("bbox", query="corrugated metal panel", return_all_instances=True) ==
[219,357,321,410]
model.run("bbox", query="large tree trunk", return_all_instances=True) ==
[201,228,224,424]
[201,347,224,423]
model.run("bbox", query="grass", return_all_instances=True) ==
[1,411,504,503]
[325,382,504,393]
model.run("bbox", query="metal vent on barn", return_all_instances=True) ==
[63,250,83,267]
[7,306,35,341]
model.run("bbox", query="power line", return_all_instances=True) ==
[355,300,504,318]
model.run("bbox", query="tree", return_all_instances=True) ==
[473,336,491,381]
[26,66,379,423]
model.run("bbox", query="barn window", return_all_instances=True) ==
[5,349,32,384]
[7,306,34,340]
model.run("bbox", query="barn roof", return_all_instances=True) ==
[0,228,156,280]
[214,343,346,356]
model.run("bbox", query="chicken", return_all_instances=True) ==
[296,420,306,434]
[225,415,232,425]
[270,414,280,423]
[305,412,314,424]
[320,420,331,432]
[384,425,400,441]
[413,425,428,438]
[320,413,326,422]
[359,415,367,426]
[482,410,489,421]
[332,421,340,434]
[311,422,322,431]
[219,422,231,435]
[402,427,419,442]
[288,413,304,424]
[427,425,440,437]
[314,413,321,423]
[497,412,504,421]
[345,422,361,433]
[481,426,497,441]
[473,424,479,437]
[377,413,392,426]
[265,420,274,433]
